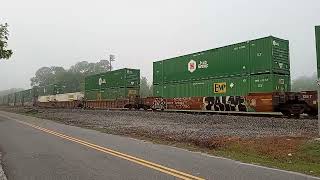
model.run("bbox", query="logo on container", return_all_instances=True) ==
[188,60,208,73]
[98,78,106,86]
[198,61,208,69]
[273,40,280,46]
[214,82,227,94]
[188,60,197,73]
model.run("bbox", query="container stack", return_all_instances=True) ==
[153,36,291,98]
[37,84,65,96]
[84,68,140,100]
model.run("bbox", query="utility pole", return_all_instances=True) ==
[109,54,115,71]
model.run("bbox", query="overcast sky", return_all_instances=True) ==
[0,0,319,90]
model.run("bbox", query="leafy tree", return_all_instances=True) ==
[291,73,318,91]
[30,66,66,86]
[0,23,13,59]
[69,60,110,75]
[140,76,152,97]
[30,60,111,93]
[55,71,85,92]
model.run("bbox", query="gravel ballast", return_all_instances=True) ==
[0,107,318,148]
[3,107,317,136]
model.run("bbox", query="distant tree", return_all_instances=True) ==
[291,73,317,91]
[55,71,85,92]
[0,23,13,59]
[69,60,110,75]
[140,76,152,97]
[30,60,111,93]
[94,60,111,73]
[30,66,66,86]
[69,61,92,74]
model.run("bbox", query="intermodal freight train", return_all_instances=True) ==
[1,33,319,118]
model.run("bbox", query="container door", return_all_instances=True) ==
[250,74,288,93]
[250,37,272,74]
[153,61,163,85]
[125,69,140,88]
[272,74,290,92]
[271,37,290,74]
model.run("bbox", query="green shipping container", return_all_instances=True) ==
[154,74,290,98]
[316,26,320,78]
[14,91,23,105]
[153,36,290,84]
[0,96,4,105]
[22,89,35,104]
[85,87,139,100]
[2,95,8,105]
[250,74,290,93]
[85,68,140,91]
[37,84,64,96]
[8,93,15,105]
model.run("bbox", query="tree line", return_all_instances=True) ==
[28,60,153,97]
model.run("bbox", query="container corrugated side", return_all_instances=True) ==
[154,74,290,98]
[37,84,63,96]
[155,76,250,98]
[250,74,290,93]
[22,89,33,103]
[159,41,250,84]
[249,37,290,75]
[153,61,163,85]
[14,91,23,105]
[85,68,140,91]
[85,87,139,100]
[153,36,290,85]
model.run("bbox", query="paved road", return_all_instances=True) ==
[0,111,318,180]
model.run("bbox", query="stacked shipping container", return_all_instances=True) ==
[0,88,38,106]
[84,68,140,100]
[37,84,64,96]
[153,36,291,98]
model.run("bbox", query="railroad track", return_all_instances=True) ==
[30,106,317,120]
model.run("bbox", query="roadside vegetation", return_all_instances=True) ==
[214,137,320,176]
[0,23,13,60]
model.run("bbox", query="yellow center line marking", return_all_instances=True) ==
[8,117,204,180]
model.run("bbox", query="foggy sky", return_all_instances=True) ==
[0,0,319,90]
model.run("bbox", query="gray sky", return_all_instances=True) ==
[0,0,319,90]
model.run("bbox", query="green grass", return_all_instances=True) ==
[214,140,320,177]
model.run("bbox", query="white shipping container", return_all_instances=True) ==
[38,95,51,102]
[38,92,84,102]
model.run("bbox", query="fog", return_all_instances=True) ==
[0,0,319,90]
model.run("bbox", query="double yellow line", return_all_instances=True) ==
[11,118,204,180]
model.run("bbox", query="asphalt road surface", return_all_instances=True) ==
[0,111,318,180]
